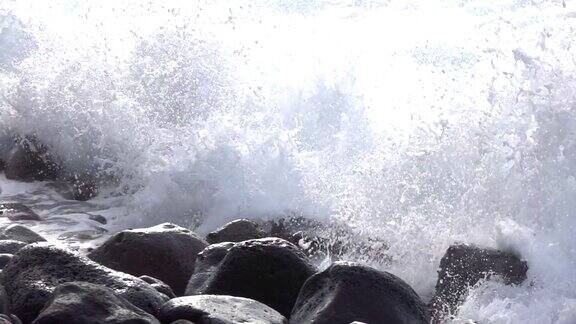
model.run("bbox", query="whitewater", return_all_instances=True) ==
[1,0,576,322]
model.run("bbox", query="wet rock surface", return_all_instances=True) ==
[139,276,176,299]
[290,261,428,324]
[159,295,287,324]
[0,225,45,244]
[0,315,21,324]
[2,243,168,323]
[186,237,315,317]
[206,219,265,244]
[0,204,41,221]
[0,254,12,269]
[31,282,160,324]
[4,138,60,182]
[0,241,27,254]
[0,285,9,315]
[89,223,208,296]
[430,244,528,322]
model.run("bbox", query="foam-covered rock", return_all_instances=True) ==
[159,295,287,324]
[2,243,168,323]
[290,261,428,324]
[0,204,41,221]
[0,225,45,244]
[0,241,27,254]
[206,219,264,244]
[186,238,315,317]
[265,217,390,264]
[430,244,528,321]
[89,223,207,295]
[31,282,160,324]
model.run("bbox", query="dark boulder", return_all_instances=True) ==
[0,315,21,324]
[206,219,265,244]
[139,276,176,299]
[88,214,107,225]
[186,238,316,317]
[2,243,168,323]
[0,285,9,315]
[31,282,160,324]
[159,295,287,324]
[0,254,12,269]
[290,261,428,324]
[430,244,528,322]
[0,241,27,254]
[4,138,60,182]
[0,225,45,244]
[89,223,207,296]
[0,204,41,221]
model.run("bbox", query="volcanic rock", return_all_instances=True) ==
[0,241,27,254]
[159,295,287,324]
[206,219,265,244]
[31,282,160,324]
[290,261,428,324]
[139,276,176,299]
[0,204,41,221]
[4,138,60,182]
[89,223,208,296]
[186,238,315,317]
[0,225,45,244]
[430,244,528,322]
[2,243,168,323]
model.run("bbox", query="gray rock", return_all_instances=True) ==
[0,315,21,324]
[0,204,41,221]
[430,244,528,322]
[89,223,207,296]
[88,214,107,225]
[139,276,176,299]
[169,321,194,324]
[186,238,315,317]
[2,243,168,323]
[206,219,264,244]
[0,241,27,254]
[159,295,287,324]
[0,255,12,270]
[4,138,60,182]
[290,261,428,324]
[0,285,9,315]
[31,282,160,324]
[0,225,45,244]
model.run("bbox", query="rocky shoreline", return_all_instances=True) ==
[0,139,529,324]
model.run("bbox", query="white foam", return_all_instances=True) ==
[1,0,576,322]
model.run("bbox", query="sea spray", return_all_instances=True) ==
[1,0,576,322]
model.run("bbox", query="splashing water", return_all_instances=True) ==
[1,0,576,322]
